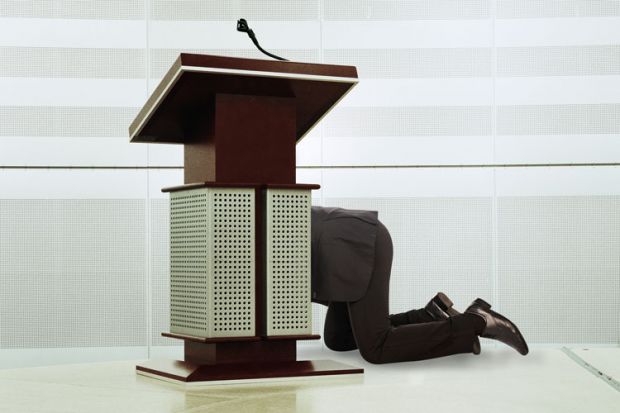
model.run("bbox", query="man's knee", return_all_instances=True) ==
[358,347,385,364]
[324,331,358,352]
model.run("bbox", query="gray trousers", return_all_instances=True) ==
[320,221,478,364]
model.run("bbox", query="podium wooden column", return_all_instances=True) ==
[129,53,362,384]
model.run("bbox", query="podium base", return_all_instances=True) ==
[136,359,363,385]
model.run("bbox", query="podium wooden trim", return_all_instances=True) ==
[129,53,358,145]
[161,182,321,193]
[160,332,320,343]
[137,359,364,384]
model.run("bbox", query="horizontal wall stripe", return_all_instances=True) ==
[322,0,490,20]
[496,135,620,165]
[0,0,145,20]
[326,104,620,137]
[497,0,620,19]
[150,0,318,21]
[13,44,615,80]
[344,79,493,107]
[322,135,494,165]
[0,169,149,198]
[0,137,147,167]
[321,167,493,197]
[497,104,620,135]
[0,47,145,79]
[496,167,620,196]
[495,76,620,105]
[324,106,492,137]
[148,21,320,50]
[150,49,319,78]
[324,48,492,78]
[0,106,139,137]
[0,18,146,48]
[0,79,146,107]
[322,20,492,49]
[495,18,620,47]
[498,45,620,77]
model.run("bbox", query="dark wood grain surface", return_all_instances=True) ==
[129,54,357,143]
[137,359,364,383]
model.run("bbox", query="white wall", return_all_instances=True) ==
[0,0,619,367]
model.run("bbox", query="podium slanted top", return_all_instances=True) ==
[129,53,358,144]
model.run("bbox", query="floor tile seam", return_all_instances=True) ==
[561,347,620,393]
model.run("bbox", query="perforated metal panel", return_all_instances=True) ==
[265,189,312,336]
[169,187,255,338]
[210,190,255,336]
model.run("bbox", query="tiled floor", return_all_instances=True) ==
[0,345,618,413]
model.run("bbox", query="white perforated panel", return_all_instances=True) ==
[265,189,312,336]
[211,190,255,336]
[169,187,255,338]
[169,189,209,337]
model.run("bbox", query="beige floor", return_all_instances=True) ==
[0,345,618,413]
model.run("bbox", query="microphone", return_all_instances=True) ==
[236,18,288,61]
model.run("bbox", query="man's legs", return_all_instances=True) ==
[389,308,435,326]
[346,221,479,364]
[323,301,358,351]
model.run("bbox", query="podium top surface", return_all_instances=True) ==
[129,53,358,144]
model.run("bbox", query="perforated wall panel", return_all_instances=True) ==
[169,187,255,338]
[265,189,312,336]
[0,47,146,79]
[0,106,139,137]
[0,199,146,348]
[151,199,175,346]
[497,196,620,344]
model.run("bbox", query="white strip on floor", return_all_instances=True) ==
[570,347,620,383]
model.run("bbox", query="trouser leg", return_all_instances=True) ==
[389,308,435,326]
[346,221,479,364]
[323,301,358,351]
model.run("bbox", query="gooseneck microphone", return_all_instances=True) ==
[236,18,288,61]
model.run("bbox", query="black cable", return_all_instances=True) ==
[237,18,288,61]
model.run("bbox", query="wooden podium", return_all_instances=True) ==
[129,53,361,383]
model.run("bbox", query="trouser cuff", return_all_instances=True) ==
[450,313,479,336]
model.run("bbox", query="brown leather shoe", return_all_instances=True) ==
[465,298,529,355]
[425,292,481,355]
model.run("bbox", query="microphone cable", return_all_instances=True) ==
[237,18,288,61]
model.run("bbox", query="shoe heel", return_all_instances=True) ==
[473,298,492,309]
[432,292,454,311]
[433,292,460,316]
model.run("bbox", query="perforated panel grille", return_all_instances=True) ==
[169,189,209,337]
[168,187,255,338]
[210,189,255,336]
[266,189,312,336]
